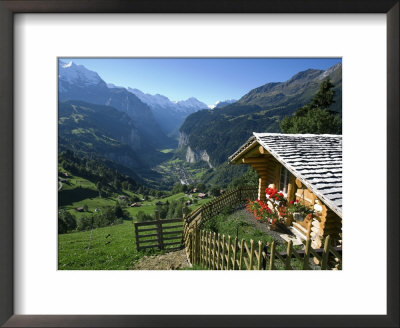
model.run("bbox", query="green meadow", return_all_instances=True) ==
[58,169,211,269]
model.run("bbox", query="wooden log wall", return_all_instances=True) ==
[294,178,342,248]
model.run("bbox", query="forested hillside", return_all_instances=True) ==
[180,63,342,167]
[58,100,175,173]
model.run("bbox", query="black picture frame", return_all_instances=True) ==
[0,1,398,327]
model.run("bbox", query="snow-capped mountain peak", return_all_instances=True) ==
[127,88,208,113]
[127,88,173,109]
[62,61,73,68]
[174,97,208,110]
[59,60,103,86]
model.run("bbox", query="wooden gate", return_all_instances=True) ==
[134,218,184,251]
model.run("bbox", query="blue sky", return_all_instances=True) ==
[61,58,341,105]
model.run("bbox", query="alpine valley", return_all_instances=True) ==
[57,59,342,270]
[58,60,342,190]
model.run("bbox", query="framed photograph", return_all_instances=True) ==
[0,1,398,327]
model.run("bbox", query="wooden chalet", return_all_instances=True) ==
[229,133,342,248]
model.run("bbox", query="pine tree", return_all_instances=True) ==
[280,79,341,134]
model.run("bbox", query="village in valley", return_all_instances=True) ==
[58,58,342,270]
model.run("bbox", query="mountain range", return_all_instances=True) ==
[126,88,209,137]
[59,61,168,150]
[59,60,211,139]
[179,62,342,167]
[58,60,342,188]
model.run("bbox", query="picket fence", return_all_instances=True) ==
[189,228,341,270]
[183,186,342,270]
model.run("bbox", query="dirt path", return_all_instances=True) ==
[132,249,190,270]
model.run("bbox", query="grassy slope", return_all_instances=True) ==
[58,218,187,270]
[58,220,139,270]
[58,168,212,269]
[59,175,116,218]
[59,166,211,219]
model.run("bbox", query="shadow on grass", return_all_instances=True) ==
[58,187,99,206]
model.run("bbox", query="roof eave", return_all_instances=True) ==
[228,136,258,163]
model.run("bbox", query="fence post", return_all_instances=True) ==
[212,232,217,269]
[269,241,276,270]
[232,237,238,270]
[191,230,196,265]
[257,241,263,270]
[227,236,232,270]
[249,239,255,270]
[303,237,311,270]
[321,235,331,270]
[188,231,193,264]
[198,230,202,267]
[208,231,211,268]
[154,210,163,250]
[194,221,200,265]
[192,224,196,265]
[197,226,201,265]
[216,234,221,270]
[221,235,226,270]
[203,230,206,268]
[182,222,186,246]
[134,222,140,250]
[239,239,244,270]
[285,240,293,270]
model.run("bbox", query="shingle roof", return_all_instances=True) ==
[230,133,342,218]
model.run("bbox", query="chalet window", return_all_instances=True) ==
[279,166,290,194]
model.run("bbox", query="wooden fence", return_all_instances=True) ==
[185,186,258,225]
[134,216,184,251]
[183,186,257,263]
[190,229,341,270]
[182,186,341,270]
